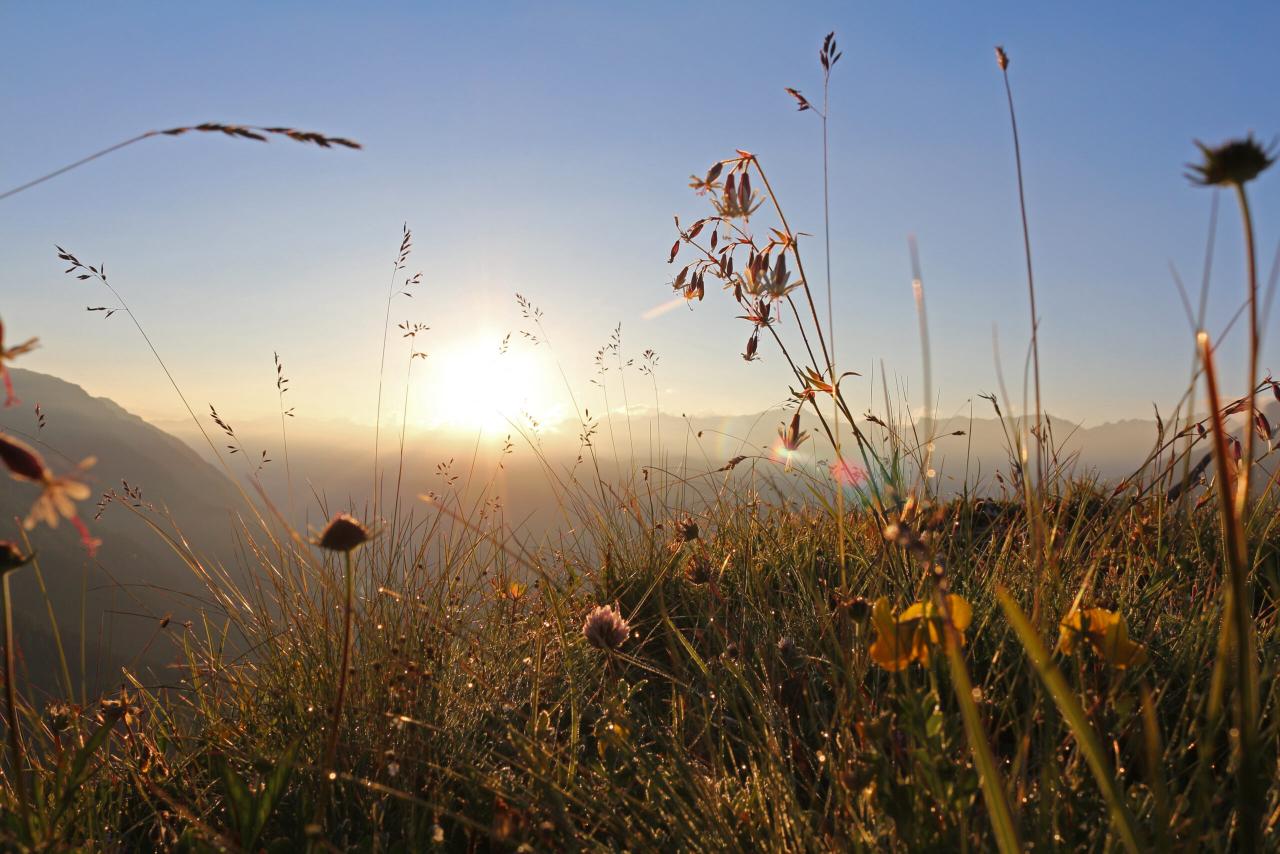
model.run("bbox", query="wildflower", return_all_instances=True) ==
[743,252,801,301]
[0,433,98,555]
[0,432,45,481]
[1187,134,1275,187]
[869,595,972,671]
[712,171,763,220]
[994,45,1009,71]
[674,516,700,542]
[98,691,142,728]
[688,161,724,196]
[830,590,871,622]
[683,270,705,302]
[582,604,630,650]
[1057,607,1148,669]
[0,319,38,407]
[1255,411,1272,442]
[778,410,809,452]
[846,596,872,622]
[777,635,800,666]
[802,366,834,395]
[684,548,712,585]
[869,598,921,671]
[315,512,370,552]
[738,298,771,328]
[498,580,527,602]
[25,463,96,532]
[0,541,32,574]
[44,701,74,732]
[830,459,866,486]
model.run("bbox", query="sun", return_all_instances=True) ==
[410,333,564,435]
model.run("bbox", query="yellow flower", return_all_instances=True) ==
[869,598,921,671]
[1057,607,1147,670]
[869,594,972,671]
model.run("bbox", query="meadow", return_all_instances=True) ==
[2,35,1279,852]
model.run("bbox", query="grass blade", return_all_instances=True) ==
[996,587,1144,853]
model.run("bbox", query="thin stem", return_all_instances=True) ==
[2,571,31,840]
[1000,62,1045,489]
[1233,182,1259,520]
[822,61,847,589]
[615,333,636,466]
[750,159,832,372]
[276,360,295,524]
[910,238,934,495]
[319,549,356,831]
[749,158,878,473]
[372,259,401,521]
[0,133,157,201]
[96,275,262,516]
[391,353,418,548]
[4,124,358,202]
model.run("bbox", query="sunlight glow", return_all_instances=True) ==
[411,333,565,435]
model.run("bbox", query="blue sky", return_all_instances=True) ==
[2,2,1277,433]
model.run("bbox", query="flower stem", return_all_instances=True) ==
[2,570,32,840]
[1197,331,1260,849]
[319,550,356,830]
[1232,181,1259,519]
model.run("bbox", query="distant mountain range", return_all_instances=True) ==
[151,394,1277,499]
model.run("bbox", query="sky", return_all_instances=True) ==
[2,2,1278,439]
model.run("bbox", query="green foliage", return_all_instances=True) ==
[213,739,300,850]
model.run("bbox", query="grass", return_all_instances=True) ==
[2,33,1279,852]
[3,473,1277,850]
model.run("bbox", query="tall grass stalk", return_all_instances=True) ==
[274,351,296,522]
[2,566,31,839]
[994,47,1045,489]
[1197,331,1261,848]
[1,123,359,202]
[372,226,413,522]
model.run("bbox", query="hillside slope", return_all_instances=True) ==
[0,368,244,693]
